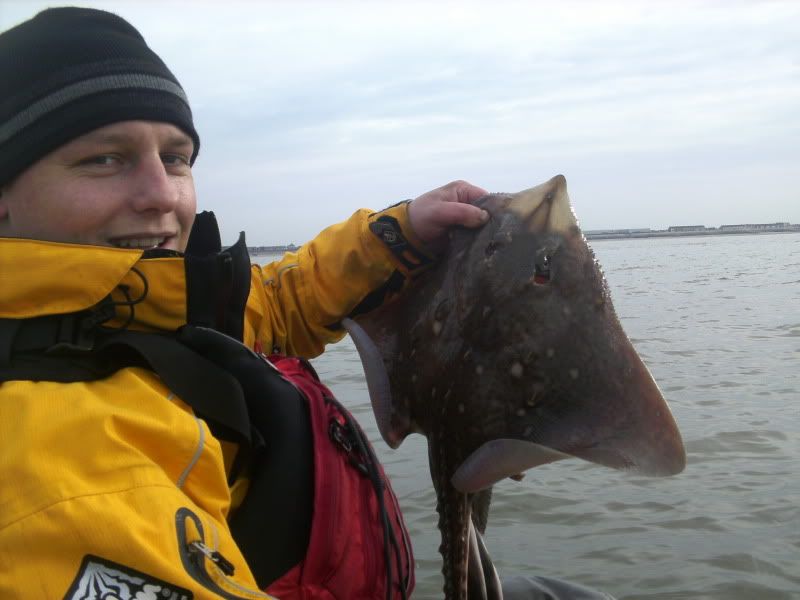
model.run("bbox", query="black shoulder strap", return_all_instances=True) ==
[174,325,313,586]
[0,317,253,448]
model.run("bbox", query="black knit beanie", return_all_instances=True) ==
[0,7,200,187]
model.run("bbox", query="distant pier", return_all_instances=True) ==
[584,222,800,241]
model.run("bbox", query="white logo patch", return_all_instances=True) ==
[65,555,193,600]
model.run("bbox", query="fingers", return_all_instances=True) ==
[436,200,489,229]
[449,180,489,204]
[406,179,490,247]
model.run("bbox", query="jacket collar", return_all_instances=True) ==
[0,237,190,332]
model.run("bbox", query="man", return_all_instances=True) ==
[0,6,487,599]
[0,7,614,599]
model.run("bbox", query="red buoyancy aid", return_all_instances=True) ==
[265,356,415,600]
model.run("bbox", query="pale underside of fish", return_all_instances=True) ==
[343,174,686,600]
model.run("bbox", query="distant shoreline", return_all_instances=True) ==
[248,224,800,253]
[248,244,299,256]
[585,225,800,241]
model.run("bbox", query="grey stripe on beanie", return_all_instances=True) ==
[0,7,200,186]
[0,74,190,145]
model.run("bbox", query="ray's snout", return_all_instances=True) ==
[510,174,577,235]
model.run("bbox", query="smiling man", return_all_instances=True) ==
[0,6,492,600]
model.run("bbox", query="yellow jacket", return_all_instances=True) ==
[0,204,432,599]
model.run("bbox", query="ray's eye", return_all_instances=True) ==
[533,254,551,284]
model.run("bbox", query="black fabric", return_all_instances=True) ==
[185,211,223,256]
[221,234,252,343]
[176,326,313,587]
[184,213,251,342]
[0,6,199,186]
[339,269,406,327]
[2,297,116,357]
[0,319,21,365]
[0,342,147,384]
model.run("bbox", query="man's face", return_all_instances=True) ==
[0,120,197,252]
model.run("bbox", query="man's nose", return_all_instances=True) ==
[129,155,180,213]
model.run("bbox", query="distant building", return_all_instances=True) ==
[584,228,652,236]
[668,225,707,232]
[719,222,791,231]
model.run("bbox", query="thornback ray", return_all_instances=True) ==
[343,174,686,600]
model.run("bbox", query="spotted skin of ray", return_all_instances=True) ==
[343,175,686,600]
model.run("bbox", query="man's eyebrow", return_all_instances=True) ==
[74,131,133,145]
[77,130,194,149]
[162,132,194,149]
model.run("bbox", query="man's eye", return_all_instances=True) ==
[162,154,190,167]
[80,155,118,166]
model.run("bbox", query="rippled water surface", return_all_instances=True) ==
[261,233,800,599]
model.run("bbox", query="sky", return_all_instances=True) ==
[2,0,798,246]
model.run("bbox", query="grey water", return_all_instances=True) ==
[258,232,800,599]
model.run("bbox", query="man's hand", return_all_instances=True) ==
[408,180,489,251]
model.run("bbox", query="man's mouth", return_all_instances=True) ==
[109,236,171,250]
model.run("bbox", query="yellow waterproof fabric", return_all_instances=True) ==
[0,203,433,599]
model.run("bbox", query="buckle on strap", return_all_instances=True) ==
[45,298,117,354]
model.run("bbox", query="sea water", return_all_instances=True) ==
[257,232,800,599]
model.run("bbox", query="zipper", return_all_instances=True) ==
[387,480,415,596]
[359,477,378,594]
[329,403,383,597]
[175,507,273,600]
[318,407,343,584]
[189,540,236,576]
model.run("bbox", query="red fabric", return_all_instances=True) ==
[265,356,415,600]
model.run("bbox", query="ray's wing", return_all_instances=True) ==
[342,316,414,448]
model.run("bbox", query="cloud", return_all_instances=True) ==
[2,0,798,243]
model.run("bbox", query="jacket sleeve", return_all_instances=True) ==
[247,202,436,358]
